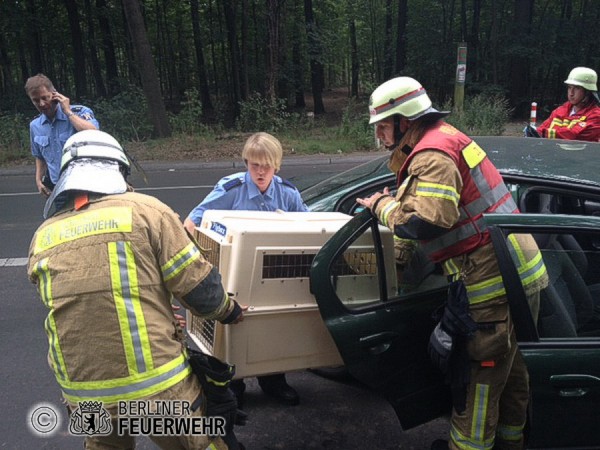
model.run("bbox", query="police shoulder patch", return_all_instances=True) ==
[279,178,298,190]
[223,177,244,191]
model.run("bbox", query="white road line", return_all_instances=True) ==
[0,258,28,267]
[0,185,213,197]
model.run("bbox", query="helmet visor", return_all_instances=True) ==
[43,159,127,218]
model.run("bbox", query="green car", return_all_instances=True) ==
[305,136,600,448]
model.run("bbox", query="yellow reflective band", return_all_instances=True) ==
[206,376,230,387]
[450,426,494,450]
[462,142,487,169]
[109,241,154,375]
[205,444,218,450]
[61,354,192,405]
[34,207,133,254]
[33,258,69,382]
[379,200,399,228]
[443,258,460,277]
[471,383,489,442]
[416,181,459,205]
[508,235,526,266]
[496,422,525,442]
[466,275,506,305]
[162,243,201,282]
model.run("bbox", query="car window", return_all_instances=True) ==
[329,220,447,311]
[507,230,600,339]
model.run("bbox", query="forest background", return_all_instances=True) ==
[1,0,599,165]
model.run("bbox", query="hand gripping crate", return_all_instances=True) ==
[187,210,397,378]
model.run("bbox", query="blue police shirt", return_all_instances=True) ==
[30,105,100,183]
[188,171,308,225]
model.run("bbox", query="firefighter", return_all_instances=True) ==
[533,66,600,141]
[357,77,548,450]
[27,130,245,449]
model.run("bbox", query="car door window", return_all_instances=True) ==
[329,219,447,310]
[506,230,600,339]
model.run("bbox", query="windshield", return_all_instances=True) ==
[302,155,390,204]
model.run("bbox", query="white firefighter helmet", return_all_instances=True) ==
[564,67,598,92]
[43,130,131,218]
[368,76,448,124]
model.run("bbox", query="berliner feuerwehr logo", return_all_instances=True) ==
[69,401,112,436]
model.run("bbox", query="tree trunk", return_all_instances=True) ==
[304,0,325,114]
[190,0,214,114]
[26,0,43,74]
[121,0,171,137]
[509,0,534,117]
[383,0,393,80]
[349,17,359,98]
[240,0,249,100]
[395,0,408,75]
[266,0,281,103]
[223,0,241,117]
[96,0,120,96]
[84,0,107,98]
[63,0,88,98]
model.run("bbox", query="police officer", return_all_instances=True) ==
[28,130,245,449]
[184,132,306,407]
[25,73,99,197]
[357,77,548,450]
[534,67,600,141]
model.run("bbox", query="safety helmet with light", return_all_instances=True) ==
[43,130,131,219]
[60,129,130,174]
[369,77,448,124]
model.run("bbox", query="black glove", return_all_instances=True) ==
[428,322,453,374]
[220,296,243,324]
[524,124,540,138]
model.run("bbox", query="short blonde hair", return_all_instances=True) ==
[242,132,283,172]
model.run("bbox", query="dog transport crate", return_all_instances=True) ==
[187,210,397,378]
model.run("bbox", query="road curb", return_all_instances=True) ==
[0,152,387,177]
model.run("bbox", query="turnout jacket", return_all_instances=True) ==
[373,121,547,306]
[28,192,235,405]
[537,100,600,141]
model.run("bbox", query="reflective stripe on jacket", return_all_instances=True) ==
[399,122,518,263]
[28,192,223,404]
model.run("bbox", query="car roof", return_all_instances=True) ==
[303,136,600,208]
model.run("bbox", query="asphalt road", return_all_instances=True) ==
[0,154,448,449]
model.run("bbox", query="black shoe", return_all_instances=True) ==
[430,439,449,450]
[258,374,300,406]
[230,379,246,409]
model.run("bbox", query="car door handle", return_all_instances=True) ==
[359,332,400,355]
[550,374,600,397]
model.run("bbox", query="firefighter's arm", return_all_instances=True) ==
[179,268,245,324]
[157,206,246,324]
[369,151,462,239]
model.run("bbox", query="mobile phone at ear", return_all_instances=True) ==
[52,90,59,105]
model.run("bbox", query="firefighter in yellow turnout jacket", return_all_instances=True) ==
[357,77,548,450]
[27,130,245,450]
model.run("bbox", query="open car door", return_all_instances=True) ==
[310,211,451,430]
[486,213,600,448]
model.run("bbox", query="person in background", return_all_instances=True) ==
[28,129,245,449]
[25,73,99,197]
[531,67,600,141]
[357,76,547,450]
[184,132,307,407]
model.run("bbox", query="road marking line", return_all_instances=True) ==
[0,258,28,267]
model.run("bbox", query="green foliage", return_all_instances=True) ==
[444,94,512,136]
[337,99,374,149]
[0,112,30,164]
[93,86,154,142]
[236,93,293,132]
[169,88,212,136]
